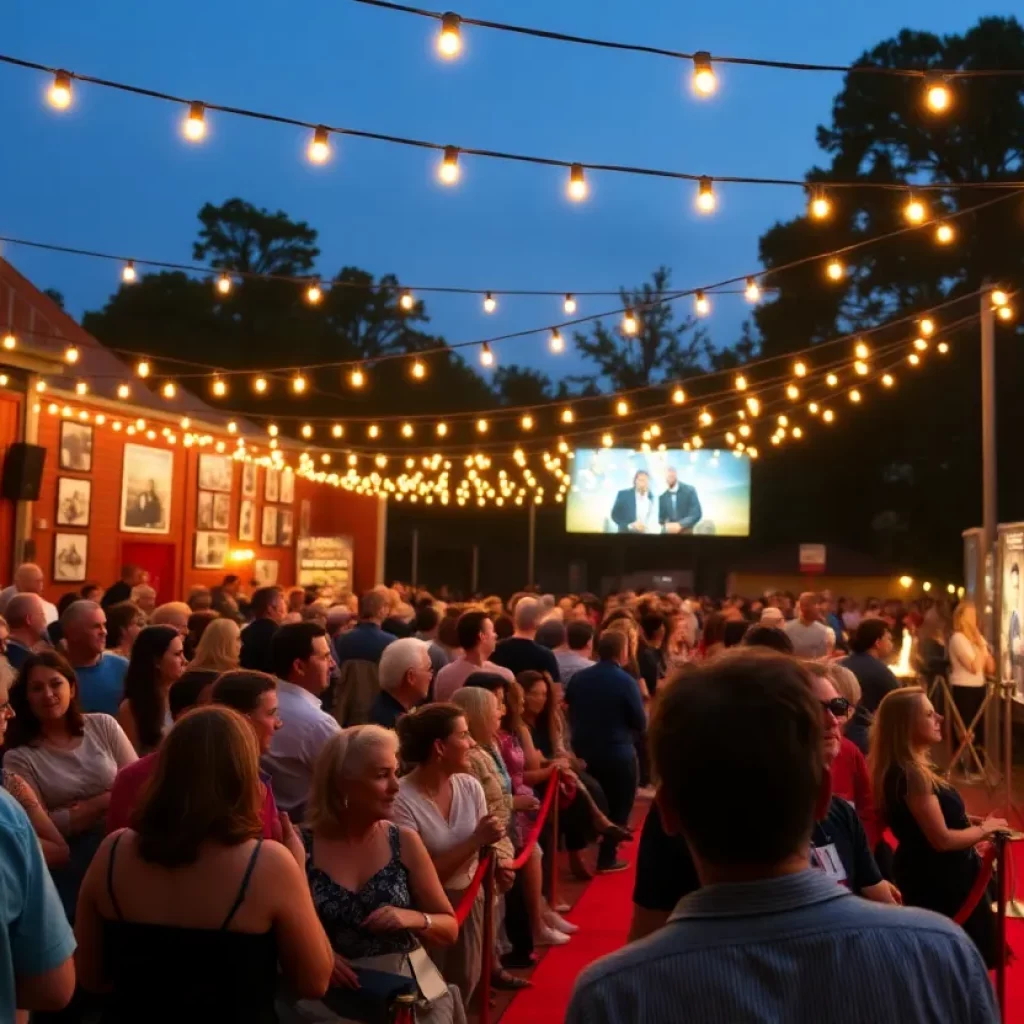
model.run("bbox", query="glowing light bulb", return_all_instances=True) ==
[350,367,365,388]
[331,424,344,439]
[367,424,379,439]
[672,387,686,405]
[410,359,426,380]
[992,289,1009,307]
[699,409,713,427]
[64,345,79,364]
[826,373,838,387]
[476,418,489,433]
[882,373,895,387]
[480,343,494,367]
[735,374,747,391]
[117,384,130,399]
[521,414,534,431]
[75,381,88,396]
[694,291,711,317]
[935,222,955,245]
[937,341,950,354]
[913,337,928,352]
[823,409,835,423]
[561,408,574,424]
[621,309,638,336]
[616,399,629,416]
[854,360,869,376]
[136,360,150,378]
[437,12,462,59]
[854,341,870,359]
[809,189,832,221]
[301,424,313,439]
[483,292,496,314]
[184,101,207,141]
[696,176,716,214]
[549,329,565,353]
[746,396,761,416]
[308,125,331,164]
[925,76,951,113]
[567,163,588,202]
[903,195,927,225]
[399,290,415,312]
[121,261,137,284]
[291,373,307,394]
[786,384,800,400]
[808,401,819,415]
[908,353,921,366]
[692,52,717,96]
[825,258,844,281]
[162,381,177,399]
[401,423,414,439]
[998,306,1014,322]
[563,294,577,315]
[601,433,613,448]
[306,282,323,305]
[216,273,232,296]
[254,376,268,393]
[849,389,861,403]
[794,361,808,377]
[48,71,72,110]
[438,146,460,185]
[744,278,761,303]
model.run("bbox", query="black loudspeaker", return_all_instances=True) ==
[2,443,46,501]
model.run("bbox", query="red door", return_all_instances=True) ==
[120,542,176,605]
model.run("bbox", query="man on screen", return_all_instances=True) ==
[610,470,659,533]
[658,466,702,534]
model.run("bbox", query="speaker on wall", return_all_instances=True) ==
[2,443,47,501]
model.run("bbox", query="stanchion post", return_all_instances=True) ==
[478,853,496,1024]
[548,771,560,909]
[995,832,1008,1023]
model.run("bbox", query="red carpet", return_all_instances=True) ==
[501,819,644,1024]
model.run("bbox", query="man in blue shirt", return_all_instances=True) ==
[840,617,899,713]
[333,590,397,668]
[61,600,128,716]
[565,630,646,874]
[0,788,77,1018]
[568,650,998,1024]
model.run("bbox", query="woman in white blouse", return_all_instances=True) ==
[4,651,137,918]
[948,601,994,770]
[392,704,504,1006]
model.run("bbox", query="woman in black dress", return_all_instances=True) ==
[870,686,1007,966]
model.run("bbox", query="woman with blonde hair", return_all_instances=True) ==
[869,686,1006,966]
[296,725,463,1023]
[190,617,242,674]
[948,600,994,773]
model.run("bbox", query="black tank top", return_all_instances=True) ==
[101,834,279,1023]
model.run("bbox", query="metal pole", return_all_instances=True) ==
[527,502,536,587]
[478,853,495,1024]
[548,776,560,910]
[470,544,479,594]
[410,528,419,588]
[995,832,1008,1022]
[981,287,997,578]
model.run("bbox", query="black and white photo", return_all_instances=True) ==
[253,558,279,586]
[242,461,257,498]
[261,505,278,546]
[194,530,229,569]
[56,477,91,527]
[60,421,94,472]
[54,532,88,582]
[213,491,231,530]
[265,466,280,503]
[120,443,173,533]
[196,490,215,530]
[280,466,295,504]
[278,508,294,547]
[198,452,233,493]
[238,497,256,541]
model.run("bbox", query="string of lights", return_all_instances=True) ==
[6,53,1024,204]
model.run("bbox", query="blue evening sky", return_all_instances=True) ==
[0,0,983,384]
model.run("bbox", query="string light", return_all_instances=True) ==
[161,381,177,399]
[399,290,415,311]
[216,273,232,295]
[735,374,748,391]
[520,414,534,431]
[563,294,577,315]
[744,278,761,302]
[937,341,950,354]
[48,71,72,110]
[794,361,808,377]
[808,401,819,414]
[786,384,800,400]
[919,318,936,337]
[117,384,130,399]
[410,359,426,380]
[903,194,927,225]
[437,13,463,59]
[439,146,460,185]
[64,345,80,365]
[823,409,835,423]
[308,126,331,164]
[483,292,497,314]
[601,432,614,447]
[183,101,207,142]
[136,360,151,378]
[825,258,845,281]
[291,373,308,394]
[0,333,14,351]
[854,341,870,359]
[331,423,344,439]
[699,409,713,427]
[696,176,716,214]
[935,222,955,245]
[745,396,761,416]
[436,422,448,437]
[254,376,269,393]
[671,386,687,405]
[567,163,588,202]
[350,367,366,388]
[992,289,1009,307]
[908,353,921,366]
[849,389,862,403]
[694,291,711,317]
[121,261,137,284]
[854,360,869,376]
[367,424,379,439]
[692,52,717,96]
[792,426,803,439]
[401,423,414,438]
[561,408,574,424]
[882,373,895,387]
[809,188,832,221]
[913,337,929,351]
[301,424,314,439]
[826,373,838,387]
[476,418,489,433]
[615,399,629,416]
[480,343,494,367]
[75,381,88,396]
[305,281,323,305]
[997,306,1015,322]
[548,328,565,353]
[924,76,952,113]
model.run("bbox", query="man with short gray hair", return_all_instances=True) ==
[0,563,58,624]
[4,593,50,669]
[61,600,128,715]
[370,637,432,729]
[490,596,561,681]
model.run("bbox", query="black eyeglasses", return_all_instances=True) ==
[821,697,851,718]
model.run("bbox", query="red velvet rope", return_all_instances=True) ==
[509,769,560,870]
[954,841,997,925]
[454,852,492,926]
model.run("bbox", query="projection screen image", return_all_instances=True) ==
[566,447,752,537]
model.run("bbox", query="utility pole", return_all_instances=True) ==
[981,286,997,578]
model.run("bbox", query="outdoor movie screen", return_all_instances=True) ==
[565,447,752,537]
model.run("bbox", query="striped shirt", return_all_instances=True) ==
[568,869,997,1024]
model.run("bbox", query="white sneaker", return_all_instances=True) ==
[534,926,570,946]
[543,910,579,935]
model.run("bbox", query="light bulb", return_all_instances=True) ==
[332,423,344,438]
[744,278,761,302]
[483,292,496,314]
[216,273,232,295]
[913,337,928,352]
[735,374,747,391]
[410,359,426,380]
[935,222,955,245]
[561,409,574,424]
[937,342,950,354]
[696,176,716,213]
[692,52,717,96]
[162,381,177,399]
[699,409,713,427]
[521,414,534,431]
[308,125,331,164]
[437,12,462,59]
[616,399,629,416]
[567,163,588,202]
[438,146,460,185]
[882,373,895,387]
[908,353,921,366]
[601,433,613,448]
[480,343,494,367]
[786,384,800,400]
[136,360,150,378]
[992,289,1009,307]
[903,195,927,225]
[268,423,279,438]
[823,409,835,423]
[809,189,832,221]
[184,101,207,142]
[306,282,323,305]
[117,384,130,399]
[672,386,686,404]
[808,401,819,415]
[48,71,73,110]
[401,423,414,438]
[849,389,861,403]
[924,76,951,113]
[998,306,1014,322]
[64,345,79,364]
[549,329,565,353]
[621,309,638,336]
[694,291,711,317]
[854,341,870,359]
[563,294,577,315]
[301,424,314,439]
[738,424,752,438]
[350,367,365,388]
[291,374,307,394]
[476,418,489,433]
[367,424,379,439]
[254,376,268,393]
[825,258,844,281]
[918,317,935,337]
[746,396,761,416]
[826,373,838,387]
[122,261,137,284]
[75,381,88,396]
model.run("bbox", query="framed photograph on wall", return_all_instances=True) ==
[280,467,295,505]
[120,443,173,533]
[253,558,279,586]
[196,490,215,530]
[261,505,279,546]
[212,492,231,531]
[194,530,229,569]
[238,498,256,542]
[56,477,91,527]
[198,452,233,493]
[53,533,88,582]
[242,461,258,498]
[278,508,294,547]
[59,421,94,472]
[265,466,280,503]
[299,499,311,539]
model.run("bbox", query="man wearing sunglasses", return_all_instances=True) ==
[629,653,897,942]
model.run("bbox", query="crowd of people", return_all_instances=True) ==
[0,564,1008,1022]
